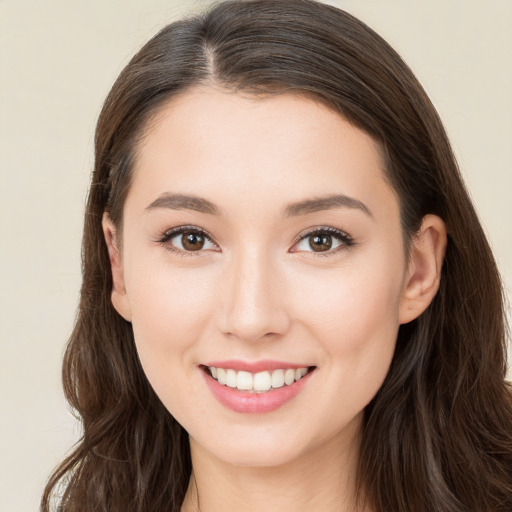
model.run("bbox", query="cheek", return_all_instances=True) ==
[294,259,403,340]
[125,262,220,426]
[290,254,404,394]
[125,259,217,371]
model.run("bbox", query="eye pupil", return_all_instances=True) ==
[310,234,332,252]
[182,231,205,251]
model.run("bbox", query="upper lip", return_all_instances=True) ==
[202,359,314,373]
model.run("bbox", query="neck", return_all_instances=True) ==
[181,418,371,512]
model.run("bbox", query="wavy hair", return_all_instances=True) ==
[42,1,512,511]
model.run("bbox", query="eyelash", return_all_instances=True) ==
[154,225,354,258]
[154,225,217,258]
[292,226,354,257]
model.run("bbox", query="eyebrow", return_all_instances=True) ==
[145,193,372,218]
[146,193,221,215]
[283,194,372,218]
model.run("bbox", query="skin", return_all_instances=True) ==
[103,87,446,512]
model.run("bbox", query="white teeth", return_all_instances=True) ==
[207,366,311,392]
[237,371,253,390]
[271,369,285,388]
[284,369,295,386]
[217,368,226,385]
[226,369,237,388]
[253,371,272,391]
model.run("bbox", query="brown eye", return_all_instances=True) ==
[158,226,217,254]
[181,231,206,251]
[309,234,333,252]
[293,227,353,255]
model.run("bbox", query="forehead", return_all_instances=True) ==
[127,86,397,221]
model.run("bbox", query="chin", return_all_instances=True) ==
[187,422,312,468]
[189,413,362,470]
[213,441,308,468]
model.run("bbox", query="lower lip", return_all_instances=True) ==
[202,368,314,414]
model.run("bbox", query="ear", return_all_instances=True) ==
[102,213,132,322]
[399,214,447,324]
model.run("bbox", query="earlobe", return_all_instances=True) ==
[102,213,132,322]
[399,214,447,324]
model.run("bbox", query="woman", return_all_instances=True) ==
[41,0,512,511]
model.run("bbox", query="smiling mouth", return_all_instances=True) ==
[202,365,316,393]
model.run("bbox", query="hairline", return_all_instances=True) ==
[110,81,411,259]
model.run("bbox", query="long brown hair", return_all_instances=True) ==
[41,1,512,510]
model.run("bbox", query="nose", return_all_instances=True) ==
[217,250,291,343]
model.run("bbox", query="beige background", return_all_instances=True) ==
[0,1,510,511]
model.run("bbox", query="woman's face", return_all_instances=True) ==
[106,87,415,468]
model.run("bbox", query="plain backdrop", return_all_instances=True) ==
[1,1,511,511]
